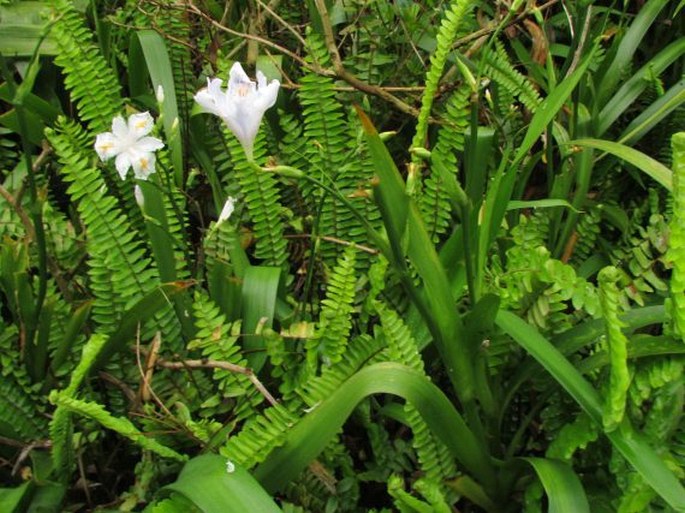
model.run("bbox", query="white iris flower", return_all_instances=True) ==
[194,62,280,159]
[94,112,165,180]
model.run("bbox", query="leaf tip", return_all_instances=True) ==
[354,105,377,135]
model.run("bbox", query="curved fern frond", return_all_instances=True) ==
[49,0,123,134]
[546,413,598,461]
[223,334,385,468]
[49,392,186,461]
[598,266,630,432]
[483,39,541,114]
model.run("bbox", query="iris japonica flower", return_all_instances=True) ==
[194,62,280,159]
[94,112,164,180]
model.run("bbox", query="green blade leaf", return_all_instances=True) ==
[354,105,409,258]
[241,266,280,371]
[598,37,685,135]
[619,78,685,145]
[162,455,281,513]
[568,138,672,191]
[356,106,478,407]
[521,458,590,513]
[254,362,496,494]
[513,46,596,165]
[496,310,685,511]
[507,199,580,212]
[130,30,184,187]
[595,0,669,106]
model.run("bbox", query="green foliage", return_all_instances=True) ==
[49,0,123,134]
[187,292,263,422]
[227,131,289,269]
[410,0,474,155]
[377,302,456,491]
[420,84,470,241]
[494,213,599,336]
[306,244,357,370]
[598,266,630,432]
[668,132,685,338]
[295,31,374,262]
[3,1,685,510]
[45,118,181,345]
[49,392,186,461]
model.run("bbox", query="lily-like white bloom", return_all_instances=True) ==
[194,62,280,159]
[94,112,164,180]
[218,196,236,224]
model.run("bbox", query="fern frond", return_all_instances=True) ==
[376,302,457,485]
[298,32,371,262]
[155,0,193,123]
[49,0,123,134]
[220,402,299,467]
[668,132,685,339]
[410,0,474,155]
[224,130,289,269]
[483,39,541,114]
[225,334,385,468]
[568,207,602,265]
[187,292,263,421]
[546,413,598,461]
[306,245,357,370]
[279,111,309,171]
[421,84,470,241]
[49,392,186,461]
[0,332,47,440]
[598,266,630,432]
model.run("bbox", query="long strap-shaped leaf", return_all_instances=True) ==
[130,30,184,187]
[496,310,685,511]
[569,138,672,191]
[161,454,281,513]
[356,107,479,409]
[522,458,590,513]
[253,362,496,494]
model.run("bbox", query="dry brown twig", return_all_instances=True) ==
[156,357,279,407]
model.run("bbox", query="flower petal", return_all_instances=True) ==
[94,132,119,161]
[253,79,280,112]
[136,136,165,153]
[131,151,156,180]
[195,80,228,118]
[128,112,154,139]
[115,152,132,180]
[228,63,250,90]
[111,116,128,139]
[256,70,267,90]
[218,196,236,223]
